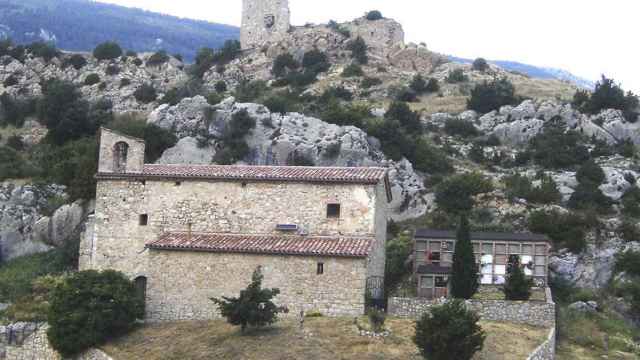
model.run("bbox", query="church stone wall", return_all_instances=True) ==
[145,251,367,321]
[241,0,291,49]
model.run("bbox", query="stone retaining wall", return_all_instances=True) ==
[527,327,556,360]
[388,288,556,328]
[0,323,112,360]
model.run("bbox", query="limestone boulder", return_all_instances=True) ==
[148,95,210,138]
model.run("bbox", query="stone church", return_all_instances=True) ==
[79,128,391,320]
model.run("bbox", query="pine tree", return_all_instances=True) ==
[450,216,479,299]
[503,256,533,300]
[211,267,287,332]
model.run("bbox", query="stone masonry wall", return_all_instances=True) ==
[388,291,556,328]
[145,251,367,321]
[241,0,290,49]
[527,327,556,360]
[97,128,145,174]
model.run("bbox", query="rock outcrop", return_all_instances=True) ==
[152,97,429,220]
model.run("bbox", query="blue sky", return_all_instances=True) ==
[98,0,639,93]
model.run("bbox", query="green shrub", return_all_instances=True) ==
[347,37,368,65]
[47,270,144,357]
[361,77,382,89]
[0,251,71,303]
[321,100,370,129]
[342,63,364,78]
[384,233,413,298]
[133,83,157,103]
[211,267,287,333]
[529,119,590,169]
[413,138,454,175]
[263,94,294,115]
[302,49,330,74]
[504,174,561,204]
[573,75,639,123]
[528,210,589,253]
[322,86,353,102]
[435,173,494,214]
[26,42,59,61]
[444,118,478,137]
[472,58,489,72]
[0,146,24,180]
[272,53,299,78]
[214,109,256,164]
[0,93,37,128]
[446,68,467,83]
[576,159,606,185]
[366,10,383,20]
[234,80,268,102]
[410,74,439,94]
[215,80,228,93]
[83,73,101,86]
[367,308,386,332]
[414,299,485,360]
[503,255,533,300]
[618,220,640,243]
[192,41,241,78]
[93,41,123,60]
[146,50,170,67]
[467,77,520,114]
[568,182,612,213]
[395,88,418,102]
[621,187,640,217]
[3,74,18,87]
[38,79,104,145]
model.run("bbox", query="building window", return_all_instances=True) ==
[113,141,129,173]
[326,203,341,218]
[134,276,147,302]
[435,276,447,288]
[175,181,181,187]
[139,214,148,226]
[317,263,324,275]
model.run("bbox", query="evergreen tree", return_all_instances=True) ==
[503,255,533,300]
[211,267,287,333]
[450,216,479,299]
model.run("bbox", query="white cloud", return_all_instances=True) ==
[98,0,639,92]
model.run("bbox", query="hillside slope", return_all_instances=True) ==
[0,0,238,61]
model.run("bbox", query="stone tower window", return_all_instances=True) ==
[317,263,324,275]
[139,214,149,226]
[134,276,147,303]
[264,14,276,28]
[326,203,341,219]
[113,141,129,173]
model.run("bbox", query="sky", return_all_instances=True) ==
[97,0,639,93]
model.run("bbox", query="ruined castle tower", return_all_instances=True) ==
[240,0,290,49]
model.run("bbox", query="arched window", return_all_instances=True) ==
[134,276,147,302]
[113,141,129,173]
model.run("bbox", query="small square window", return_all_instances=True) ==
[326,204,341,218]
[317,263,324,275]
[175,182,182,187]
[139,214,148,226]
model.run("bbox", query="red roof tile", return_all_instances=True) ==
[146,233,374,258]
[97,165,388,185]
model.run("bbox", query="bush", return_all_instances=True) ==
[444,118,478,137]
[0,146,24,180]
[211,267,287,333]
[3,74,18,87]
[234,80,268,103]
[451,216,479,299]
[321,100,370,129]
[504,174,561,204]
[322,86,353,102]
[26,42,59,61]
[384,233,413,298]
[0,94,37,128]
[367,308,386,332]
[263,94,293,115]
[342,63,364,78]
[435,173,494,214]
[529,119,590,169]
[302,50,330,74]
[618,220,640,243]
[576,159,606,185]
[38,79,104,145]
[347,37,368,65]
[0,250,71,303]
[192,40,241,78]
[361,77,382,89]
[272,53,299,78]
[83,73,101,86]
[446,68,467,83]
[132,58,143,66]
[47,270,144,357]
[573,75,639,123]
[413,138,454,175]
[214,109,256,164]
[568,182,612,213]
[472,58,489,72]
[146,50,170,67]
[614,250,640,277]
[528,210,589,253]
[621,187,640,217]
[503,255,533,300]
[366,10,383,20]
[414,300,485,360]
[215,80,228,93]
[133,83,157,103]
[93,41,123,60]
[395,88,418,102]
[467,77,519,114]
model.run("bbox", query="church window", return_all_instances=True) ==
[139,214,148,226]
[327,203,341,218]
[113,141,129,173]
[317,262,324,275]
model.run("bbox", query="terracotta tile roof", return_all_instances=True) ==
[146,233,374,258]
[98,165,388,185]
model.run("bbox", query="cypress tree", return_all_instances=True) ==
[450,216,479,299]
[503,256,533,300]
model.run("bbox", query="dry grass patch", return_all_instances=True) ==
[103,317,548,360]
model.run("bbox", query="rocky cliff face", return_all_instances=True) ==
[150,96,431,221]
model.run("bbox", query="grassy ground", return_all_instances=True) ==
[103,317,548,360]
[473,286,547,302]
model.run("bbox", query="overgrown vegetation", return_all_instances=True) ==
[467,77,520,114]
[573,75,639,123]
[47,270,145,357]
[347,37,368,65]
[503,173,561,204]
[213,109,256,164]
[133,83,158,103]
[365,10,383,21]
[503,255,533,300]
[192,40,241,78]
[528,210,593,253]
[527,117,589,169]
[93,41,123,60]
[451,216,479,299]
[435,173,493,214]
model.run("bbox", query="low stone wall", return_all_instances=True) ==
[527,327,556,360]
[0,323,112,360]
[388,288,556,328]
